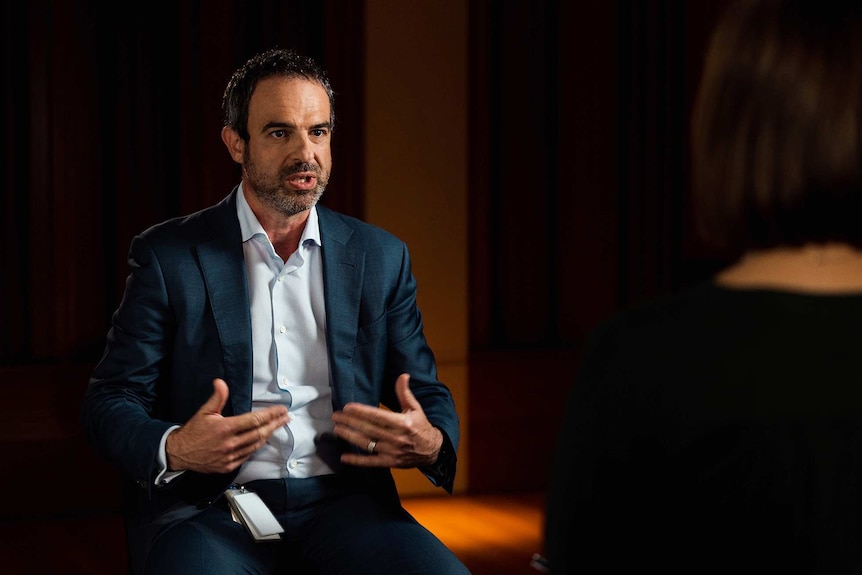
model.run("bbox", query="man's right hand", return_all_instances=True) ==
[165,378,290,474]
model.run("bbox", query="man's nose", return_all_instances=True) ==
[291,134,316,163]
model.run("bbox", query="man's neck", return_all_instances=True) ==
[243,186,311,259]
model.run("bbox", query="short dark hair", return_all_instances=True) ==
[691,0,862,256]
[222,48,335,141]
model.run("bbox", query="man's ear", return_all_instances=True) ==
[221,126,245,164]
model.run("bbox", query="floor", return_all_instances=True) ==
[0,491,546,575]
[404,491,547,575]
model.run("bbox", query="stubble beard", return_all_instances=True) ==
[243,149,329,218]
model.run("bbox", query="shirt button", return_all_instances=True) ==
[277,276,284,282]
[279,325,286,333]
[288,460,298,469]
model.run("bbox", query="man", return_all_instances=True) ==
[82,47,469,575]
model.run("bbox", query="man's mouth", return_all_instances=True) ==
[287,173,318,190]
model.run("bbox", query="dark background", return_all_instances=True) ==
[1,0,730,516]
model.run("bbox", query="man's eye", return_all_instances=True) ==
[311,129,327,137]
[272,130,286,138]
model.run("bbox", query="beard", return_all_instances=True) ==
[243,148,330,217]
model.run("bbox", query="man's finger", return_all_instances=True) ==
[395,373,420,411]
[200,378,230,415]
[233,405,290,434]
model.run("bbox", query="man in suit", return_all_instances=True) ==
[81,48,469,575]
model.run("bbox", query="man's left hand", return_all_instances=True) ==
[331,373,442,468]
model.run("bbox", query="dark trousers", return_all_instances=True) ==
[144,476,470,575]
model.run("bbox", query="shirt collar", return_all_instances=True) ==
[236,182,321,247]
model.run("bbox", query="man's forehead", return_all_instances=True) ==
[248,77,330,123]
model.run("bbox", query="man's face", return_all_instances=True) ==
[241,77,333,217]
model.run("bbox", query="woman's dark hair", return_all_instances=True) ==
[222,48,335,141]
[691,0,862,256]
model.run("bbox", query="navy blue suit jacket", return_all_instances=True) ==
[81,189,459,570]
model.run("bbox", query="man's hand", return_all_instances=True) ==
[165,378,290,474]
[331,373,443,468]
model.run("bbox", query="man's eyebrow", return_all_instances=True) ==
[261,121,296,133]
[259,121,332,134]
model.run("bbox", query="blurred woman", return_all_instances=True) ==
[543,1,862,572]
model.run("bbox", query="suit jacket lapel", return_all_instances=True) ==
[197,190,253,415]
[192,200,360,415]
[318,206,363,407]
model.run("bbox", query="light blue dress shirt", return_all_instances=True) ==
[234,184,335,482]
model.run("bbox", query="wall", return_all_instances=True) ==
[364,0,471,495]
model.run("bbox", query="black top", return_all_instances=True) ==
[544,281,862,574]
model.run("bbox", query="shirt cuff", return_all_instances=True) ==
[154,424,184,486]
